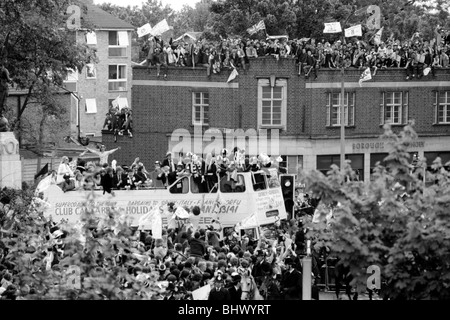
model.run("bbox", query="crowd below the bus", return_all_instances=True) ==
[1,190,330,300]
[143,26,450,79]
[46,146,285,195]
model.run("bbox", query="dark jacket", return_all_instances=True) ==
[101,173,114,194]
[228,285,242,301]
[208,287,231,301]
[188,238,206,258]
[281,268,302,300]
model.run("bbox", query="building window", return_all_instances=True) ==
[434,91,450,124]
[85,98,97,114]
[317,154,363,180]
[370,153,389,180]
[86,31,97,45]
[424,152,450,177]
[257,78,287,129]
[326,92,355,127]
[380,92,408,125]
[280,155,303,176]
[108,31,128,57]
[108,65,127,91]
[192,92,209,125]
[86,63,96,79]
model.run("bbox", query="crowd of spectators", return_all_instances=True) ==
[1,193,324,300]
[143,26,450,80]
[103,106,132,142]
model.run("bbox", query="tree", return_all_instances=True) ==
[303,122,450,299]
[0,0,96,133]
[0,189,166,300]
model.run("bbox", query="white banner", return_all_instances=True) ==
[345,24,362,37]
[118,31,129,46]
[359,67,372,87]
[192,284,211,300]
[150,19,170,36]
[373,27,384,45]
[323,22,342,33]
[137,23,152,38]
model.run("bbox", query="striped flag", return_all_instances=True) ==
[247,20,266,35]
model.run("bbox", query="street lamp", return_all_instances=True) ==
[339,9,358,172]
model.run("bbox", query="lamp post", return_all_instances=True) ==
[340,10,357,171]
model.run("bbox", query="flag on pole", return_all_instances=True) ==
[323,22,342,33]
[150,19,170,36]
[373,27,384,45]
[227,67,239,83]
[344,24,362,37]
[137,23,152,38]
[247,20,266,35]
[35,163,49,180]
[359,67,372,87]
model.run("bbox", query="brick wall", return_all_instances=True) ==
[103,57,450,168]
[76,30,132,139]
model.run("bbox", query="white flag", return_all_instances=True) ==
[137,23,152,38]
[150,19,170,36]
[247,20,266,35]
[192,284,211,300]
[111,95,120,109]
[323,22,342,33]
[359,67,372,87]
[373,27,384,45]
[345,24,362,37]
[227,68,239,83]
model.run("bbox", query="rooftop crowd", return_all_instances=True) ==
[143,26,450,80]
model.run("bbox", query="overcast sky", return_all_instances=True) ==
[93,0,199,12]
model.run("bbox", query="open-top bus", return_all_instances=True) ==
[41,169,287,235]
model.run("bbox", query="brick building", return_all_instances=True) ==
[66,0,134,140]
[103,57,450,183]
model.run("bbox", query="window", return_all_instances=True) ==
[63,68,78,92]
[192,92,209,125]
[108,65,127,91]
[424,152,450,170]
[434,91,450,124]
[257,78,287,129]
[86,63,96,79]
[370,153,389,180]
[326,92,355,126]
[380,92,408,125]
[317,154,363,180]
[85,98,97,114]
[279,155,304,176]
[86,32,97,45]
[252,172,267,191]
[219,174,246,193]
[108,31,128,57]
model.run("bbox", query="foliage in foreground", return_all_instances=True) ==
[0,190,165,300]
[303,123,450,300]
